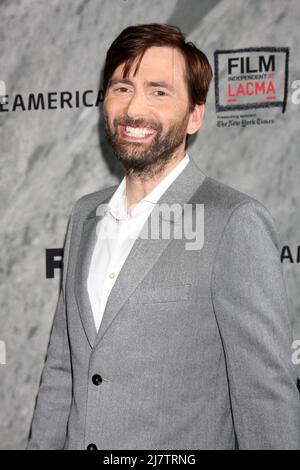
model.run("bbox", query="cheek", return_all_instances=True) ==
[104,98,127,122]
[160,109,182,128]
[103,103,116,128]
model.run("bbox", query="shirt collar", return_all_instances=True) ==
[107,153,190,220]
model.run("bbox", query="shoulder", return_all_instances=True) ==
[194,174,279,248]
[208,177,280,249]
[198,175,257,210]
[199,175,275,223]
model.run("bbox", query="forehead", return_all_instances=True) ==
[112,46,187,89]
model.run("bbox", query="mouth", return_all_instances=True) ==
[118,125,156,142]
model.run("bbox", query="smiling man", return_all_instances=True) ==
[27,24,300,450]
[103,42,204,206]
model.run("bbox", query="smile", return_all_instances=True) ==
[119,125,156,141]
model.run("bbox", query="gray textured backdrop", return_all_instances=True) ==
[0,0,299,450]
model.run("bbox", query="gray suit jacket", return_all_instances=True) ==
[27,156,300,450]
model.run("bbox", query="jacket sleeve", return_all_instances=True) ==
[27,206,75,450]
[211,200,300,449]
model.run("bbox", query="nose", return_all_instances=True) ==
[125,90,148,119]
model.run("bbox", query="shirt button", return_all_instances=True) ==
[87,443,98,450]
[92,374,102,386]
[109,272,115,279]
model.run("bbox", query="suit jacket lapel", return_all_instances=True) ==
[74,189,115,348]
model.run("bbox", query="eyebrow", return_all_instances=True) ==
[108,78,175,92]
[145,80,175,92]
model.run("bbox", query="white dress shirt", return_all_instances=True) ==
[87,153,190,332]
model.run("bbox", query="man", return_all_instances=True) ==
[27,23,300,450]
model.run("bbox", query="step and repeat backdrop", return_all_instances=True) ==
[0,0,299,449]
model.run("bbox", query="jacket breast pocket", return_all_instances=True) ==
[128,283,192,304]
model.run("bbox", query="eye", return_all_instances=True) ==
[153,90,168,97]
[113,87,131,93]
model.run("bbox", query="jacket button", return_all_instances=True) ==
[92,374,102,386]
[87,443,98,450]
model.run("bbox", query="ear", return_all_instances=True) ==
[186,104,205,135]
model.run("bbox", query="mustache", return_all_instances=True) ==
[113,117,162,132]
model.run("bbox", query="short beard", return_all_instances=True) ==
[104,110,190,180]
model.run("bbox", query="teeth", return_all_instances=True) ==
[124,126,154,137]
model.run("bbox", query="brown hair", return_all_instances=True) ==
[103,23,213,111]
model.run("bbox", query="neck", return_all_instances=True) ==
[124,147,186,213]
